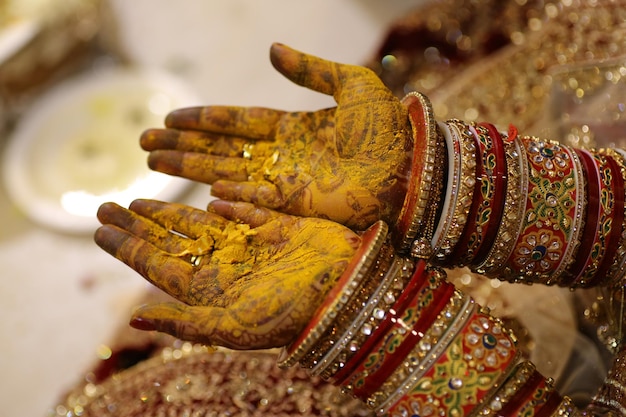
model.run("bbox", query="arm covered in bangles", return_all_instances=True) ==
[141,44,626,290]
[94,202,623,416]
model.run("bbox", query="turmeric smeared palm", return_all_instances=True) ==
[94,199,360,349]
[140,43,413,230]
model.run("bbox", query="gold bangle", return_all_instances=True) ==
[432,119,477,263]
[429,121,459,260]
[474,132,528,276]
[395,91,442,254]
[312,254,414,378]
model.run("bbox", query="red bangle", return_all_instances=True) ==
[498,136,584,284]
[559,149,602,286]
[330,260,429,384]
[495,363,562,416]
[277,221,388,368]
[395,92,443,254]
[383,308,519,417]
[589,152,626,287]
[472,122,508,266]
[350,281,457,400]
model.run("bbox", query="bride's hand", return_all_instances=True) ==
[94,199,360,349]
[140,43,412,230]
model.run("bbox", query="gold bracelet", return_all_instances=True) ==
[312,255,414,378]
[395,91,442,254]
[474,132,528,276]
[433,119,477,263]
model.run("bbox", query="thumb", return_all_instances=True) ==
[129,302,287,350]
[270,42,349,98]
[130,302,219,345]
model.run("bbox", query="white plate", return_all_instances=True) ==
[2,66,201,233]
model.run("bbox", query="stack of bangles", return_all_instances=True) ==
[277,92,626,416]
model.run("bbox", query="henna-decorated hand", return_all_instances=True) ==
[140,43,412,230]
[94,199,360,350]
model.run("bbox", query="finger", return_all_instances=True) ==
[211,179,285,210]
[270,42,352,97]
[140,128,249,157]
[128,199,228,239]
[165,106,285,140]
[208,200,284,227]
[94,225,194,301]
[130,302,291,350]
[147,150,249,184]
[97,202,187,254]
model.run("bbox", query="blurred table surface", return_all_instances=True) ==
[0,1,423,415]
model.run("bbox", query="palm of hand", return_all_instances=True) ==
[141,43,412,229]
[95,199,360,349]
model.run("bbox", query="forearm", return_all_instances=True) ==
[396,92,626,289]
[280,222,624,416]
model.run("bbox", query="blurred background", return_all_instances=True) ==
[0,1,423,415]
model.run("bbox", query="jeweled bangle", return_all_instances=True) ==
[312,255,415,378]
[332,261,435,386]
[476,361,537,417]
[379,305,520,417]
[472,122,508,266]
[596,148,626,287]
[346,276,458,401]
[300,238,396,369]
[450,123,488,266]
[363,289,470,411]
[559,149,603,286]
[479,360,564,417]
[474,132,528,276]
[495,137,584,285]
[429,121,459,260]
[432,119,477,263]
[277,220,388,368]
[395,91,443,254]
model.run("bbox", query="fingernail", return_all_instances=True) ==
[165,107,201,128]
[130,316,156,331]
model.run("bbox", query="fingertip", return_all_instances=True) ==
[146,150,182,175]
[93,224,121,254]
[96,202,121,223]
[129,314,156,331]
[165,107,202,129]
[269,43,297,77]
[139,128,160,150]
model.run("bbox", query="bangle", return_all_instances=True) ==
[395,92,444,255]
[595,148,626,287]
[432,119,477,263]
[303,240,396,369]
[429,121,461,261]
[559,149,602,286]
[331,260,434,386]
[492,136,585,285]
[380,305,519,417]
[472,122,508,266]
[277,220,388,368]
[312,254,415,378]
[451,123,493,266]
[474,131,528,276]
[348,274,457,400]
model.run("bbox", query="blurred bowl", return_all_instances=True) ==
[2,66,201,233]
